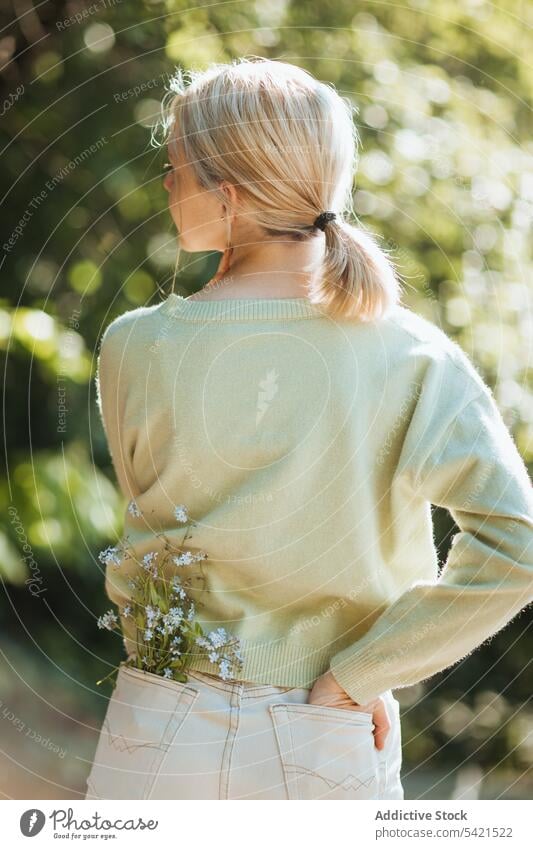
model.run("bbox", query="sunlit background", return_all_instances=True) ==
[1,0,532,800]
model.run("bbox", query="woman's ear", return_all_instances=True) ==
[219,180,239,213]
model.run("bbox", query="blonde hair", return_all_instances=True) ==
[155,56,403,321]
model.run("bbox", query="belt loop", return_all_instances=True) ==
[219,680,243,799]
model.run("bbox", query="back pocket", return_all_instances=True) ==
[85,663,199,799]
[269,702,381,800]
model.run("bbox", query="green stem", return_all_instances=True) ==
[96,662,120,686]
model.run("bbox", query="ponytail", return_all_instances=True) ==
[310,219,402,321]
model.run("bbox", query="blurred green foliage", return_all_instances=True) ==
[1,0,532,798]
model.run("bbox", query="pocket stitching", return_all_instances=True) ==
[144,686,200,799]
[271,701,374,726]
[269,703,379,800]
[120,663,200,700]
[284,762,379,796]
[269,704,297,800]
[88,667,199,799]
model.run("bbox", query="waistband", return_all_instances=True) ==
[187,668,310,696]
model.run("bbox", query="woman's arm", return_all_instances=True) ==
[328,382,533,705]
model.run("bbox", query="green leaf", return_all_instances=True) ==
[150,583,160,606]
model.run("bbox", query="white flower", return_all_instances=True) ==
[167,606,184,625]
[173,550,208,567]
[98,545,122,567]
[171,577,187,599]
[127,499,142,517]
[97,610,118,630]
[174,504,189,524]
[143,551,158,568]
[208,650,220,663]
[141,551,159,576]
[173,551,194,566]
[158,606,183,635]
[218,658,232,680]
[122,605,131,618]
[145,605,160,625]
[144,628,153,641]
[162,668,173,679]
[170,637,182,656]
[208,627,229,649]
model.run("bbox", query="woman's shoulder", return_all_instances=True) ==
[382,302,488,397]
[99,296,169,349]
[384,302,459,349]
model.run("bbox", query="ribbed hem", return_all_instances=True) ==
[186,638,333,688]
[162,292,328,322]
[126,637,335,690]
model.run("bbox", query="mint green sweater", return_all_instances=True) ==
[95,294,533,704]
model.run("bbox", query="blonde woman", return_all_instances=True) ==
[85,57,533,801]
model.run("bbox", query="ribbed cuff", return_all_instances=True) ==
[328,644,389,705]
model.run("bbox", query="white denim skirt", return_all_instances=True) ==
[85,661,404,800]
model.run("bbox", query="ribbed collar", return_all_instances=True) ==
[161,292,328,321]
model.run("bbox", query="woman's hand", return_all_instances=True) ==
[308,670,390,750]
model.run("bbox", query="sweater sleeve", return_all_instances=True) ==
[95,321,137,504]
[328,380,533,705]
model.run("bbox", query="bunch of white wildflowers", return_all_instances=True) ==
[195,627,244,680]
[96,502,244,687]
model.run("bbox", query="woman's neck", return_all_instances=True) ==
[190,238,324,301]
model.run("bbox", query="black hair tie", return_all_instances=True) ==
[313,211,337,231]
